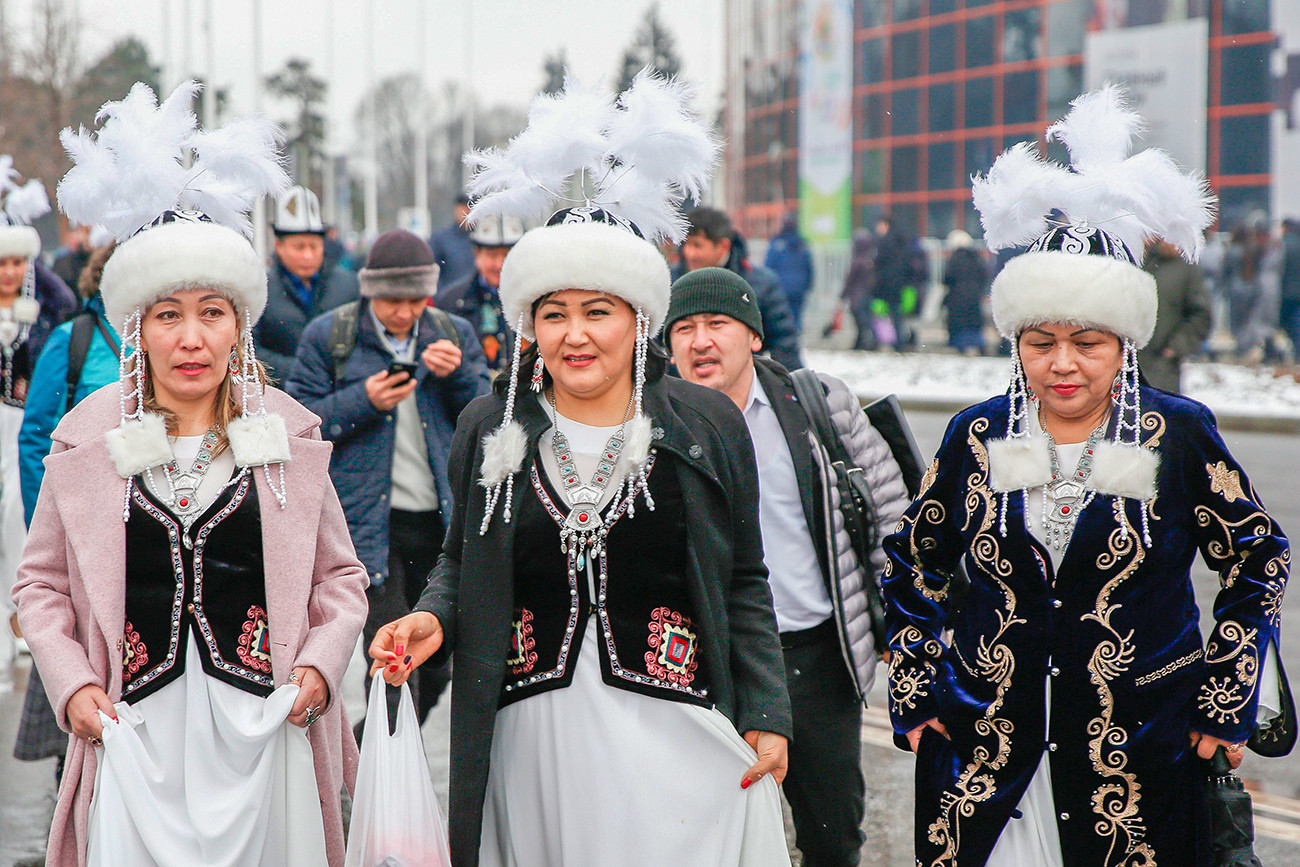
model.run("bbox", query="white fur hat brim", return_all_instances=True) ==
[100,220,267,341]
[499,221,670,340]
[0,225,40,259]
[991,250,1157,348]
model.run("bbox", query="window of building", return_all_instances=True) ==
[857,148,887,195]
[1220,44,1271,105]
[1047,64,1083,121]
[866,93,891,139]
[930,0,959,14]
[893,30,922,79]
[929,82,956,132]
[966,77,995,128]
[1219,114,1269,176]
[893,145,921,192]
[966,16,996,68]
[929,201,958,237]
[1047,2,1087,57]
[1218,186,1269,227]
[891,204,922,235]
[930,24,957,74]
[893,87,921,136]
[1004,71,1039,125]
[1221,0,1269,36]
[929,141,957,189]
[893,0,927,23]
[1003,8,1041,63]
[964,137,997,179]
[861,38,887,83]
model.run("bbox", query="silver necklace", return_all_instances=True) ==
[1041,417,1107,551]
[159,427,220,530]
[547,390,633,566]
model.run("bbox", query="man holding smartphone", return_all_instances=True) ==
[287,230,491,727]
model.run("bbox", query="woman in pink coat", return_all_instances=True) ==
[12,82,369,866]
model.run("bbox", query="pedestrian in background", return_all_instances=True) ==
[677,206,803,370]
[840,229,878,350]
[667,266,910,866]
[436,214,525,375]
[764,211,814,333]
[49,224,92,292]
[1139,239,1213,392]
[1279,218,1300,357]
[254,184,360,382]
[1222,213,1282,364]
[286,229,489,729]
[870,215,928,350]
[428,192,476,294]
[940,229,988,355]
[0,166,76,662]
[12,240,121,787]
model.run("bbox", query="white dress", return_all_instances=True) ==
[478,409,791,867]
[85,435,327,867]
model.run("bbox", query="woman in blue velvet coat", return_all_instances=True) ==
[883,88,1291,867]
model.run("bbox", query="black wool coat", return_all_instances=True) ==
[415,364,793,866]
[253,256,360,383]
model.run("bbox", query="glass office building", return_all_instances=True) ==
[724,0,1274,239]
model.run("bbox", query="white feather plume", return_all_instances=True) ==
[57,80,287,241]
[0,156,17,194]
[465,67,717,245]
[3,179,51,225]
[971,84,1215,262]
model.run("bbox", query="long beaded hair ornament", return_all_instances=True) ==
[56,80,292,518]
[971,85,1216,546]
[463,69,718,535]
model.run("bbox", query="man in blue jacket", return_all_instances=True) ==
[286,229,490,724]
[764,212,815,332]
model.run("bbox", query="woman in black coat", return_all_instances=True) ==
[372,208,793,866]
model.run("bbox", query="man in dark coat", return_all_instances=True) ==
[435,214,524,374]
[1139,239,1213,392]
[428,193,476,293]
[676,206,803,370]
[764,212,815,331]
[286,229,489,724]
[871,215,928,350]
[1279,218,1300,354]
[254,185,360,382]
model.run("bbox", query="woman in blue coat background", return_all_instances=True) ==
[883,88,1291,867]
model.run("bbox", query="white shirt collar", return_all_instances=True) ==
[742,366,769,415]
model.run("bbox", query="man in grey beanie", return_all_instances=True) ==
[666,266,910,866]
[286,229,490,726]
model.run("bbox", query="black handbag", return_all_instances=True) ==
[790,369,888,655]
[1202,747,1264,867]
[1248,648,1297,758]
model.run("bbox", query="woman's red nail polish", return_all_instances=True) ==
[395,644,405,656]
[741,777,752,789]
[387,664,398,673]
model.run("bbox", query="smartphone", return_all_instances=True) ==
[387,360,419,380]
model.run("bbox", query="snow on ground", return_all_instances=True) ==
[806,349,1300,424]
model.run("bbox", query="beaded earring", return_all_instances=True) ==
[228,349,240,377]
[530,352,545,392]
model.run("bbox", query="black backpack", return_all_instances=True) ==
[326,300,460,382]
[65,310,120,414]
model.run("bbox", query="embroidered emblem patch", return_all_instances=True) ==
[123,620,149,678]
[645,607,699,685]
[507,608,538,676]
[236,605,273,673]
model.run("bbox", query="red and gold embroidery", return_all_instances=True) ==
[507,608,538,676]
[123,620,149,678]
[645,607,699,686]
[236,605,273,674]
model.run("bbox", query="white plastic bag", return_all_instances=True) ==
[345,676,452,867]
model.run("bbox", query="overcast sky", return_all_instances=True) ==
[9,0,725,150]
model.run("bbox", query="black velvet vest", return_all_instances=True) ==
[121,471,273,702]
[500,454,710,708]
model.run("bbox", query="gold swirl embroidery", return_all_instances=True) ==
[906,500,951,602]
[1197,621,1259,725]
[918,457,939,499]
[1193,504,1280,587]
[1081,500,1156,866]
[1263,550,1289,625]
[1140,411,1166,450]
[889,625,943,715]
[1133,649,1202,687]
[1207,461,1247,504]
[923,416,1022,867]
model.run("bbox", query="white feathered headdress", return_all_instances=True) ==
[57,80,294,511]
[0,157,50,260]
[464,69,718,535]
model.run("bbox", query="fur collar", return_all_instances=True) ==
[104,409,293,480]
[987,433,1158,501]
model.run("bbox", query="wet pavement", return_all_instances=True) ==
[4,410,1300,865]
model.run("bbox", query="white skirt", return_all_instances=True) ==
[986,677,1064,867]
[0,402,26,613]
[86,635,327,867]
[480,621,791,867]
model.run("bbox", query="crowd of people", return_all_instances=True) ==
[0,78,1292,867]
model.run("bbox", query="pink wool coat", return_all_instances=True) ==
[12,385,370,867]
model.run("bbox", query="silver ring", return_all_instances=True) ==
[1225,743,1244,754]
[288,671,300,683]
[303,705,321,726]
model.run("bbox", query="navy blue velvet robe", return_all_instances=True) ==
[883,387,1289,867]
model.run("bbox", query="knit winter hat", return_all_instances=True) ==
[359,229,439,299]
[664,267,764,339]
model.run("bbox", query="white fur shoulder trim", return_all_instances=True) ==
[987,435,1053,492]
[1087,441,1159,501]
[617,414,653,476]
[104,413,173,478]
[479,420,527,487]
[227,412,291,467]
